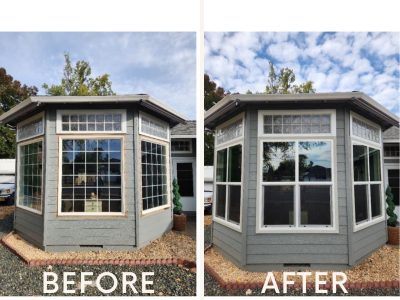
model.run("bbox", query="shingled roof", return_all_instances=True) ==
[383,126,400,141]
[171,120,196,137]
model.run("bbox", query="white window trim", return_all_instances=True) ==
[256,137,339,234]
[16,136,44,215]
[213,137,244,233]
[351,139,385,232]
[171,138,192,154]
[215,112,245,148]
[350,111,381,146]
[57,135,126,217]
[383,143,400,158]
[139,135,172,216]
[56,109,127,134]
[138,111,170,142]
[16,112,45,143]
[258,109,337,138]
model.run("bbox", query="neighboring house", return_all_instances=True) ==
[0,95,186,251]
[171,121,196,215]
[383,126,400,217]
[205,92,399,270]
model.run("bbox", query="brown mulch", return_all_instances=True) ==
[4,230,195,262]
[205,245,400,284]
[204,215,212,227]
[0,206,14,220]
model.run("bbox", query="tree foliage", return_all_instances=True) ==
[0,68,38,158]
[386,186,398,227]
[42,53,115,96]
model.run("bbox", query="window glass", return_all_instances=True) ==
[61,112,123,133]
[19,141,43,212]
[352,117,380,143]
[216,185,226,218]
[354,184,368,224]
[370,184,381,218]
[171,140,191,152]
[300,186,331,225]
[216,119,243,145]
[17,117,44,141]
[353,145,368,181]
[216,149,227,182]
[227,185,241,224]
[61,139,122,213]
[141,141,168,211]
[140,115,169,140]
[299,141,331,181]
[369,148,381,181]
[263,113,331,134]
[263,142,295,182]
[384,144,399,157]
[263,186,294,225]
[228,145,242,182]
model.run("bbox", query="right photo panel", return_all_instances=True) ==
[203,32,400,296]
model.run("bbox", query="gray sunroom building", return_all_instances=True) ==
[205,92,399,270]
[0,95,186,251]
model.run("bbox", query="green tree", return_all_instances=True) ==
[172,178,183,215]
[42,53,115,96]
[204,74,225,165]
[386,186,398,227]
[0,68,38,158]
[265,61,315,94]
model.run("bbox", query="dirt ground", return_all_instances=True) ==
[205,245,400,284]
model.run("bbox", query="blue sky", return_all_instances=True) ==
[205,32,399,116]
[0,32,196,119]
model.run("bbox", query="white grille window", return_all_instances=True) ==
[58,110,125,133]
[171,140,191,153]
[17,115,44,142]
[216,119,243,146]
[352,117,380,144]
[139,113,169,140]
[263,113,331,134]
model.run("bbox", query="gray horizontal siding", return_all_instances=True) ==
[14,207,44,249]
[212,222,242,264]
[43,108,136,249]
[245,107,349,266]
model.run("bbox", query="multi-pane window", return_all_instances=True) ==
[60,138,122,214]
[171,140,191,152]
[140,114,169,140]
[261,141,333,228]
[384,144,399,157]
[58,111,124,133]
[18,140,43,212]
[263,114,331,134]
[353,144,383,225]
[215,144,242,227]
[216,119,243,146]
[141,141,168,211]
[17,116,44,142]
[352,117,380,144]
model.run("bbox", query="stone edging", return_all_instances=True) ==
[204,261,400,290]
[1,232,196,269]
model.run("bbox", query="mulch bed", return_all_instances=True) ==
[0,205,14,220]
[1,231,196,270]
[205,246,400,291]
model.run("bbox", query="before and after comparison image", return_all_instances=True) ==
[0,0,399,298]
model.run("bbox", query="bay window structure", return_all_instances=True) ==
[205,92,398,270]
[0,94,185,251]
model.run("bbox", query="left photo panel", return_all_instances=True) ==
[0,32,196,296]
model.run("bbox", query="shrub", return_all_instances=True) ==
[386,186,398,227]
[172,178,183,215]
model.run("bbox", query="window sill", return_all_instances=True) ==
[16,205,42,215]
[353,215,385,232]
[141,204,171,217]
[256,226,339,234]
[213,216,241,232]
[57,212,126,218]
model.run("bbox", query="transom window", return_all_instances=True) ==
[216,118,244,146]
[57,110,126,133]
[59,138,123,214]
[17,114,44,142]
[214,143,242,230]
[141,140,168,211]
[139,113,169,141]
[171,139,192,153]
[352,143,383,226]
[18,140,43,213]
[351,116,380,144]
[260,140,334,230]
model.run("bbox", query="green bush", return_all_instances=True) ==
[386,186,398,227]
[172,178,183,215]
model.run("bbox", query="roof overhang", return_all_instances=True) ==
[205,92,399,130]
[0,95,187,126]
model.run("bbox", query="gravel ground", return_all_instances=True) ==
[0,243,196,296]
[204,272,399,296]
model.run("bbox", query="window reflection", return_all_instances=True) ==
[299,141,331,181]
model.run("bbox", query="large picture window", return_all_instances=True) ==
[141,140,169,212]
[18,140,43,213]
[59,138,123,214]
[214,143,242,229]
[352,144,383,226]
[260,140,334,230]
